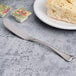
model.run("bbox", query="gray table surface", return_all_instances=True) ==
[0,0,76,76]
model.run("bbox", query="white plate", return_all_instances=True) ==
[34,0,76,30]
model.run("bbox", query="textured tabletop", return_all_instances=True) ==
[0,0,76,76]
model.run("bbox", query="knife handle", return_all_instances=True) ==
[29,37,73,62]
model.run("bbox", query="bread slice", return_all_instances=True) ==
[46,0,76,24]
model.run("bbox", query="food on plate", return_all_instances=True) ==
[11,8,32,22]
[0,3,11,17]
[46,0,76,24]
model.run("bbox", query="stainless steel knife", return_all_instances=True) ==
[3,18,74,62]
